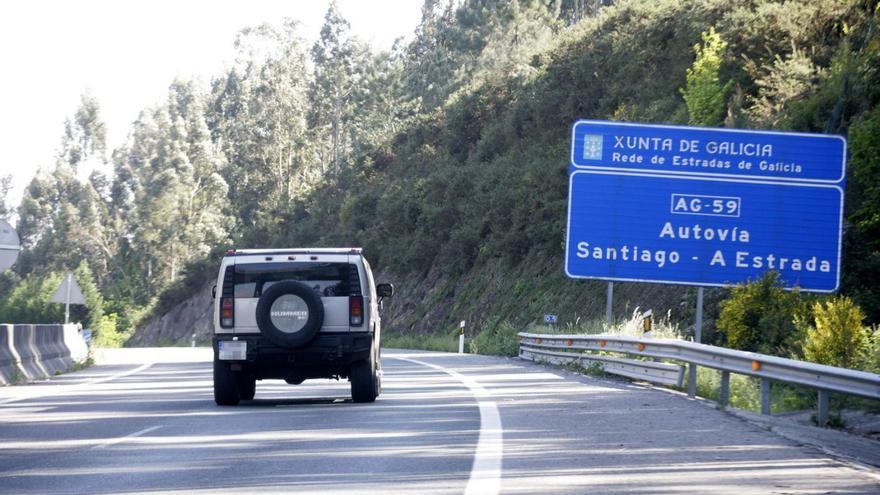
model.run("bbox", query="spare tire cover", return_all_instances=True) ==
[256,280,324,348]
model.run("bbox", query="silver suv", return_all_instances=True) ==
[211,248,393,405]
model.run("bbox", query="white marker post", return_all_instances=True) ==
[459,320,466,354]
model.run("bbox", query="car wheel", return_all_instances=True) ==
[256,281,324,349]
[351,353,378,403]
[213,358,240,406]
[238,374,256,401]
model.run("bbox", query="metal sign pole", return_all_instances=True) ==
[64,273,72,325]
[688,287,704,397]
[605,282,613,328]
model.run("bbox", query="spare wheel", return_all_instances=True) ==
[256,280,324,348]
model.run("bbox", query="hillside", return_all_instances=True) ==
[2,0,879,349]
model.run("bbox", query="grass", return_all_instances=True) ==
[383,331,460,353]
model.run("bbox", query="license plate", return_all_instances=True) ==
[219,341,247,360]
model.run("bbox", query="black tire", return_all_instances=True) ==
[351,352,379,403]
[214,358,240,406]
[255,280,324,349]
[238,374,256,401]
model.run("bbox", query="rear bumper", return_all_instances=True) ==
[212,332,373,380]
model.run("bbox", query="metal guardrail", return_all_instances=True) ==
[518,332,880,426]
[520,346,685,387]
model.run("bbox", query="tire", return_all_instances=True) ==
[238,374,256,401]
[256,281,324,349]
[351,352,379,403]
[214,358,240,406]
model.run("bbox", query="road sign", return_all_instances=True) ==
[543,314,557,324]
[565,170,844,292]
[50,272,87,324]
[571,120,846,184]
[0,219,20,273]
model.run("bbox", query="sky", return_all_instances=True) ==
[0,0,423,214]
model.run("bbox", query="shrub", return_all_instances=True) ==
[681,27,732,127]
[717,271,806,355]
[93,313,125,348]
[469,321,520,357]
[802,296,872,370]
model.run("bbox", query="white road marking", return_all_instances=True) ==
[393,356,503,495]
[0,362,154,405]
[91,425,162,450]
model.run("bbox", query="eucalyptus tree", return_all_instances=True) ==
[126,80,232,290]
[209,19,312,241]
[308,1,371,176]
[15,93,114,285]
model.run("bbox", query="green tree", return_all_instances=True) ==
[209,19,314,241]
[0,272,64,324]
[681,27,731,127]
[107,80,233,298]
[843,107,880,323]
[73,261,103,328]
[15,94,114,285]
[309,2,371,175]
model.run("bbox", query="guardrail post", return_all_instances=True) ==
[688,364,697,398]
[760,378,772,415]
[817,390,829,426]
[719,370,730,408]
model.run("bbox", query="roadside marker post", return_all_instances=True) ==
[459,320,466,354]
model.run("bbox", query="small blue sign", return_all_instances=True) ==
[544,314,558,324]
[565,170,843,292]
[571,120,846,184]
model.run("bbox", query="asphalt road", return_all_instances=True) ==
[0,348,878,494]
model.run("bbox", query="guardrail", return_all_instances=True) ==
[518,332,880,426]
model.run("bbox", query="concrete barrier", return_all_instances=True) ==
[0,324,88,385]
[0,325,19,384]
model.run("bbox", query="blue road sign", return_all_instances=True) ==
[564,170,844,292]
[571,120,846,184]
[544,314,557,324]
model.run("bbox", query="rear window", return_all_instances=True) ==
[233,262,360,298]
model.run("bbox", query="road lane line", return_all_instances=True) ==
[0,362,155,405]
[92,425,162,450]
[393,356,503,495]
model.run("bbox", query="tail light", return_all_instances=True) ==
[220,297,234,328]
[349,296,363,326]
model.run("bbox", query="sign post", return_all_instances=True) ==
[605,282,613,328]
[566,120,846,396]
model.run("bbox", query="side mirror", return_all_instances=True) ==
[212,285,217,299]
[376,283,394,298]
